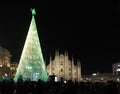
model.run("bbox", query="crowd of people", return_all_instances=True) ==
[0,78,120,94]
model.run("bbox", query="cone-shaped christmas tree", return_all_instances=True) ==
[14,9,48,82]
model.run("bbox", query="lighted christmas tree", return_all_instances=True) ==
[14,9,48,82]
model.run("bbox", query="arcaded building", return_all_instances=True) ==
[0,46,12,79]
[113,62,120,76]
[46,51,81,82]
[0,46,19,79]
[10,62,18,78]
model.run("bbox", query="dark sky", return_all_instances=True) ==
[0,1,117,75]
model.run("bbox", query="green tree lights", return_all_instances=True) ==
[14,9,48,82]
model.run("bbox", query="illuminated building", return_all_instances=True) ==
[14,9,48,82]
[46,51,81,82]
[10,62,18,78]
[113,62,120,76]
[82,73,113,82]
[0,46,12,79]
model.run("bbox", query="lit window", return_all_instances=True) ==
[117,78,120,82]
[92,73,97,76]
[117,69,120,71]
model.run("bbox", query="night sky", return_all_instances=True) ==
[0,1,116,75]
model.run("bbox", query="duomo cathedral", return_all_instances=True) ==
[46,51,81,82]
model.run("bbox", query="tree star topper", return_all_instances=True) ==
[31,8,36,16]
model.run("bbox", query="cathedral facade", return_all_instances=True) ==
[46,51,81,82]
